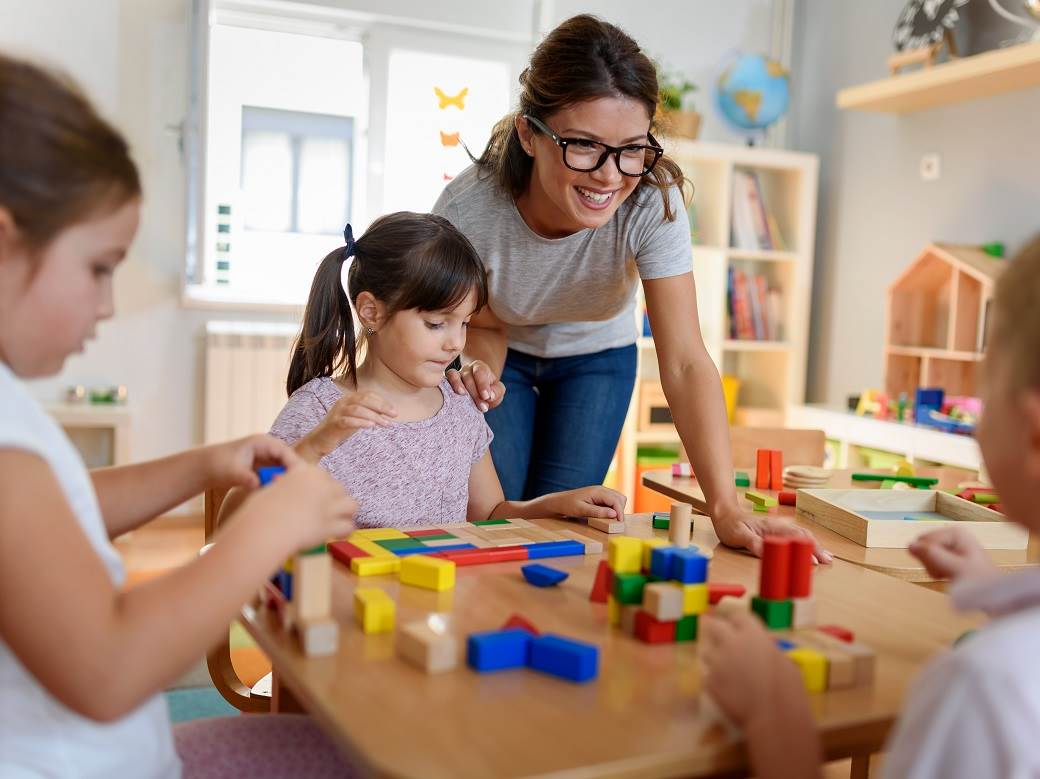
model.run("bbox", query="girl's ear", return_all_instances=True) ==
[354,291,386,333]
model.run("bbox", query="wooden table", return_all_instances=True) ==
[241,514,979,778]
[642,468,1038,584]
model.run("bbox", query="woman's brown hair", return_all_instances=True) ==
[475,14,687,221]
[286,212,489,396]
[0,53,140,250]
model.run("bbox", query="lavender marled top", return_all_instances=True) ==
[269,378,493,528]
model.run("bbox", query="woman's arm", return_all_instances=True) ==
[446,305,508,412]
[642,273,830,560]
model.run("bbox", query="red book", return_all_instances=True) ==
[733,270,755,340]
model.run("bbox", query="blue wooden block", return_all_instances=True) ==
[669,549,709,584]
[274,568,292,600]
[650,547,676,579]
[467,628,532,672]
[775,639,797,651]
[521,564,569,587]
[528,634,599,683]
[392,543,475,556]
[257,465,286,486]
[525,540,585,560]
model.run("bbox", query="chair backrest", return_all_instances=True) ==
[204,487,231,542]
[728,427,826,469]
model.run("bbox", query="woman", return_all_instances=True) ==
[439,15,828,560]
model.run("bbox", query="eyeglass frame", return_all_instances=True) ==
[522,114,664,177]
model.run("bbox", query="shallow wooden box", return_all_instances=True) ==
[795,489,1027,549]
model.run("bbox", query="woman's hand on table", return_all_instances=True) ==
[909,526,997,582]
[711,504,833,564]
[446,360,506,413]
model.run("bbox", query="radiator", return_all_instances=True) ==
[204,321,301,444]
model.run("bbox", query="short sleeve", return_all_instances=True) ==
[269,388,329,446]
[632,185,694,281]
[471,416,494,464]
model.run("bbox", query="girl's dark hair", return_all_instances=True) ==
[0,53,141,250]
[475,14,687,221]
[287,212,489,396]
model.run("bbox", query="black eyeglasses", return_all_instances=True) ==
[523,114,663,177]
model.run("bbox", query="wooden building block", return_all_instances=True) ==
[607,595,621,626]
[708,582,746,604]
[352,528,409,541]
[760,536,791,600]
[675,614,698,642]
[756,449,771,489]
[682,583,709,615]
[620,604,640,635]
[400,555,456,591]
[633,611,676,643]
[296,617,339,657]
[589,560,613,603]
[668,502,693,548]
[778,490,797,506]
[607,536,643,574]
[501,614,540,635]
[745,490,778,507]
[643,582,684,621]
[354,587,396,634]
[347,537,397,558]
[641,537,670,570]
[292,551,331,622]
[807,630,876,686]
[769,449,783,490]
[817,624,855,643]
[791,596,816,628]
[397,619,458,673]
[788,537,815,598]
[557,529,603,555]
[613,572,649,605]
[751,596,793,630]
[588,516,626,534]
[787,647,827,693]
[351,556,401,577]
[793,633,856,690]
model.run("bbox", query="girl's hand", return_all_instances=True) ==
[542,486,627,521]
[700,609,806,729]
[909,527,997,582]
[297,391,397,462]
[446,360,506,413]
[239,460,357,549]
[712,504,833,564]
[205,434,303,490]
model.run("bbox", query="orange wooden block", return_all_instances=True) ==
[756,449,771,489]
[770,449,783,490]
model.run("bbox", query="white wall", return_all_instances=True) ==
[786,0,1040,406]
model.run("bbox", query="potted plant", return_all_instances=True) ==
[655,64,700,140]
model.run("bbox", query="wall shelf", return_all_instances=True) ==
[837,41,1040,114]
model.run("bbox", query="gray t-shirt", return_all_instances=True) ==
[432,164,693,358]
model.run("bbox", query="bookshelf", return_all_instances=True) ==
[612,141,819,509]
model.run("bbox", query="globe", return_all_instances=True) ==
[714,53,790,139]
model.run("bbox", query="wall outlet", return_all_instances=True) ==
[920,153,941,181]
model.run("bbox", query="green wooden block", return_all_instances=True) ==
[471,518,511,526]
[675,614,698,642]
[973,493,999,504]
[880,479,897,490]
[734,471,750,487]
[375,538,424,550]
[745,490,778,507]
[410,532,457,541]
[751,596,793,630]
[301,543,327,556]
[652,516,670,530]
[752,504,770,513]
[613,573,649,605]
[851,473,938,488]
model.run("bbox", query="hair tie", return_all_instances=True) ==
[342,223,356,262]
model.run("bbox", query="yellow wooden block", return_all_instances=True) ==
[607,536,642,574]
[352,528,409,541]
[348,538,396,558]
[641,538,669,570]
[354,587,396,633]
[400,555,455,591]
[682,583,709,615]
[607,595,621,626]
[350,556,401,576]
[787,647,827,693]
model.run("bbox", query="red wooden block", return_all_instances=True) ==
[708,582,747,604]
[589,560,613,603]
[633,611,676,644]
[327,540,370,569]
[769,449,783,491]
[778,490,797,507]
[433,546,530,566]
[404,528,450,537]
[817,624,855,643]
[502,614,540,635]
[263,580,288,621]
[989,503,1004,514]
[760,536,791,600]
[788,537,814,597]
[756,449,771,489]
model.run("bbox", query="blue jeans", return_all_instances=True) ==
[486,344,637,500]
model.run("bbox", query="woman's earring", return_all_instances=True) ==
[365,326,375,336]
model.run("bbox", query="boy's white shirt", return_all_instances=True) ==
[0,362,180,778]
[882,568,1040,779]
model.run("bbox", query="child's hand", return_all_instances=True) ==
[297,391,397,462]
[206,434,303,490]
[542,486,627,521]
[241,460,357,549]
[909,527,997,582]
[700,610,805,729]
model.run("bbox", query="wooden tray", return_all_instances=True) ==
[795,489,1028,549]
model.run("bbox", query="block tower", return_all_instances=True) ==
[750,535,815,630]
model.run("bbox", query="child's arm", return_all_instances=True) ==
[0,449,355,723]
[700,611,823,779]
[908,527,998,583]
[466,452,627,521]
[91,435,299,538]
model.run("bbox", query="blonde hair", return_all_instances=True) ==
[992,234,1040,392]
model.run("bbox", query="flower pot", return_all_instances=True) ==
[665,110,701,140]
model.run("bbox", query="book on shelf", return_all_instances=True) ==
[729,170,786,252]
[727,268,783,342]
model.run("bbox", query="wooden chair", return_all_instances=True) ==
[204,487,271,713]
[727,427,826,470]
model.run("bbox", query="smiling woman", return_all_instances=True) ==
[434,14,829,560]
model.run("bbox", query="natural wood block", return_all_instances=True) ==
[588,516,626,534]
[397,619,458,673]
[296,617,339,657]
[791,596,816,629]
[557,529,604,555]
[804,630,876,686]
[643,582,684,621]
[668,503,692,548]
[292,551,331,622]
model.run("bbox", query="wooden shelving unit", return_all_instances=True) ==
[611,140,819,508]
[837,40,1040,114]
[883,243,1005,399]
